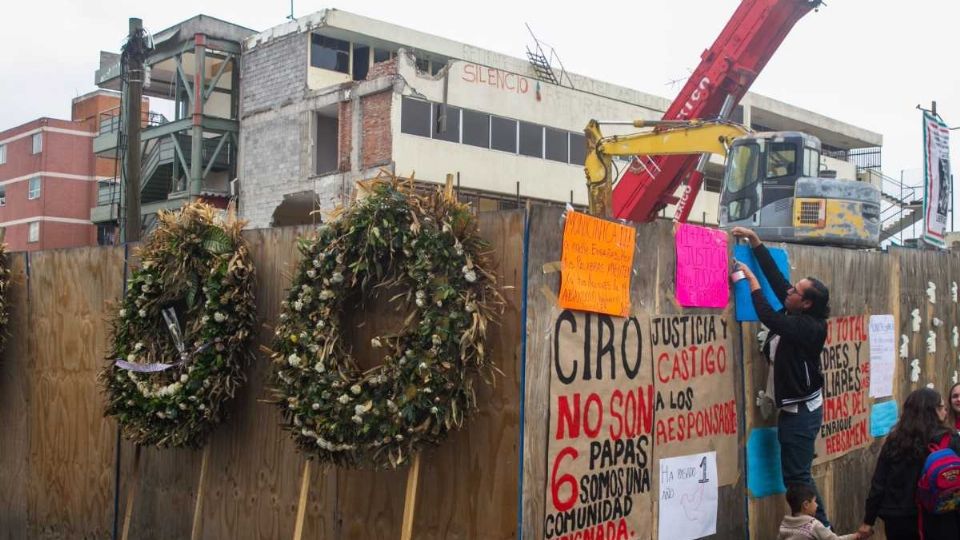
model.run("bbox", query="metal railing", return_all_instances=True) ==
[821,147,882,170]
[97,108,169,135]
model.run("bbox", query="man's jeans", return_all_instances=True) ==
[778,404,829,527]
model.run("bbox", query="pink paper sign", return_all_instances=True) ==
[675,224,729,308]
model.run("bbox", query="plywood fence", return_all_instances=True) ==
[1,205,958,539]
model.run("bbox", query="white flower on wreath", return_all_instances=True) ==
[138,309,147,318]
[293,300,303,312]
[463,269,477,283]
[312,258,322,268]
[337,394,351,404]
[306,269,317,279]
[288,354,302,368]
[330,272,344,284]
[430,406,439,414]
[214,312,227,323]
[119,309,127,318]
[180,374,189,383]
[134,342,144,351]
[201,315,210,324]
[126,353,137,362]
[351,415,364,424]
[350,384,362,395]
[319,289,334,300]
[313,361,325,373]
[370,337,382,348]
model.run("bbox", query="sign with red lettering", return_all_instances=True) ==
[675,223,729,308]
[651,315,738,486]
[814,315,871,465]
[545,309,654,540]
[461,63,531,95]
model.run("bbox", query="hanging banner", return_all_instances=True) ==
[544,309,655,540]
[922,111,951,248]
[814,315,871,465]
[675,224,729,308]
[558,210,635,317]
[651,315,738,486]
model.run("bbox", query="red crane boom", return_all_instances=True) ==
[612,0,822,223]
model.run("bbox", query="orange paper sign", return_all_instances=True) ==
[558,211,635,316]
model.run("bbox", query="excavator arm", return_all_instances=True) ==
[584,119,749,217]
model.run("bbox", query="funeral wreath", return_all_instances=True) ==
[272,177,501,468]
[100,202,257,448]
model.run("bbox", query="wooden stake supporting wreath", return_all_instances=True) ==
[271,173,503,470]
[100,202,257,449]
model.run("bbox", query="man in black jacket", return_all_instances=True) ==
[730,226,832,527]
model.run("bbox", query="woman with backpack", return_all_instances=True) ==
[857,388,960,539]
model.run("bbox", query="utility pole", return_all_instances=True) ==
[122,18,146,242]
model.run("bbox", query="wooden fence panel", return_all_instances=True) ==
[25,246,125,538]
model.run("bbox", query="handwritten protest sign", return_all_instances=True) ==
[651,315,738,486]
[559,211,635,317]
[658,452,718,540]
[675,224,729,308]
[868,315,896,398]
[545,309,654,540]
[814,315,871,465]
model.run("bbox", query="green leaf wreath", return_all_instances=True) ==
[0,242,10,352]
[271,177,502,468]
[100,203,257,448]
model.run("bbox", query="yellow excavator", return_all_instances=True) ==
[584,119,882,248]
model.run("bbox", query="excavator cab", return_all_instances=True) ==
[718,132,881,248]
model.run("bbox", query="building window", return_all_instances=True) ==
[432,104,460,143]
[310,34,350,74]
[569,133,587,166]
[544,128,569,163]
[400,97,431,138]
[490,116,517,154]
[28,221,39,243]
[0,144,6,164]
[518,122,543,158]
[353,45,370,81]
[373,48,394,63]
[316,112,340,175]
[28,177,41,199]
[461,110,490,149]
[415,58,430,73]
[0,185,5,206]
[32,133,42,154]
[97,224,116,246]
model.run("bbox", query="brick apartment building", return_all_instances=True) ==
[0,90,125,251]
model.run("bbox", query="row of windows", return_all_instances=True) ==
[0,177,41,206]
[0,133,42,165]
[310,34,444,82]
[400,97,587,166]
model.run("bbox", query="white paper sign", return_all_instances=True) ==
[869,315,896,398]
[658,452,718,540]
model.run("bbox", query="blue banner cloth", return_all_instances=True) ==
[734,245,790,322]
[746,427,787,498]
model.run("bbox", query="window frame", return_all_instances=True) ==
[27,176,41,200]
[490,116,518,154]
[31,133,42,154]
[28,221,39,243]
[310,34,351,74]
[0,143,6,164]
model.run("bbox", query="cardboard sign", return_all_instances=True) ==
[544,309,654,540]
[675,224,729,308]
[651,315,738,486]
[558,211,635,317]
[814,315,872,465]
[658,452,719,540]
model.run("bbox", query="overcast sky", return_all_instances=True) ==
[3,1,957,199]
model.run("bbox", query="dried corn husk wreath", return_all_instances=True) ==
[100,203,256,448]
[271,177,501,468]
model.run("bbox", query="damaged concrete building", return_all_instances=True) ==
[91,10,882,230]
[238,8,882,228]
